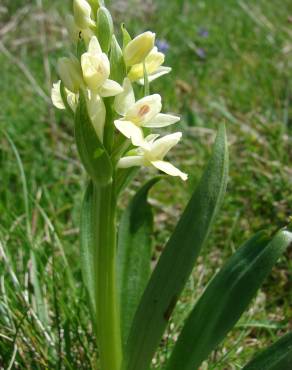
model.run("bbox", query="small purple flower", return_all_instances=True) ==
[156,39,169,54]
[196,48,206,59]
[198,27,209,38]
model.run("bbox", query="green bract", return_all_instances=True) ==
[50,2,292,370]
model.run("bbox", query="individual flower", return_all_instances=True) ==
[127,46,171,84]
[123,31,155,66]
[114,78,180,146]
[156,39,169,53]
[51,82,105,142]
[118,132,188,181]
[197,27,209,38]
[73,0,95,30]
[81,36,123,96]
[57,57,84,93]
[51,80,79,112]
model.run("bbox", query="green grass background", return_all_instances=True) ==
[0,0,291,369]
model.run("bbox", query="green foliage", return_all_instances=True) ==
[124,124,228,370]
[117,177,160,348]
[80,181,96,314]
[242,332,292,370]
[0,0,291,368]
[166,231,292,370]
[96,6,114,53]
[75,91,113,185]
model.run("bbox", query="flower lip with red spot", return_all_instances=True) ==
[114,79,181,147]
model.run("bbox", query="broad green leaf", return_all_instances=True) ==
[124,124,229,370]
[243,331,292,370]
[117,177,160,348]
[166,229,292,370]
[80,181,96,314]
[74,91,112,185]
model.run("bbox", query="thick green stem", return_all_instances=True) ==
[93,182,122,370]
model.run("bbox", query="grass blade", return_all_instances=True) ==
[242,331,292,370]
[166,229,292,370]
[124,124,229,370]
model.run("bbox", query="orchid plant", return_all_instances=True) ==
[52,1,292,369]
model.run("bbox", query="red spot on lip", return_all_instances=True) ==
[138,105,150,116]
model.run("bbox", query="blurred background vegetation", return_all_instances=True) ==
[0,0,291,369]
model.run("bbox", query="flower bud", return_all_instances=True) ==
[110,35,126,84]
[57,57,83,93]
[73,0,95,30]
[96,6,113,53]
[123,31,155,66]
[65,15,79,43]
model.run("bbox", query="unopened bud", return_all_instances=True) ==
[87,0,100,16]
[96,6,113,53]
[110,35,126,84]
[65,15,79,43]
[73,0,95,30]
[57,57,83,93]
[123,31,155,66]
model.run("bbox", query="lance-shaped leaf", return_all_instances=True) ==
[117,177,160,348]
[124,124,229,370]
[80,181,96,314]
[242,332,292,370]
[166,229,292,370]
[75,90,113,185]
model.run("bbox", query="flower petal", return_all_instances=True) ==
[123,31,155,66]
[114,78,135,116]
[143,113,180,128]
[51,81,65,109]
[114,120,144,146]
[138,66,171,84]
[150,132,182,159]
[81,52,110,91]
[88,36,102,55]
[118,156,144,168]
[66,90,79,112]
[145,47,165,73]
[125,94,162,124]
[86,92,106,142]
[151,160,188,181]
[99,79,123,97]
